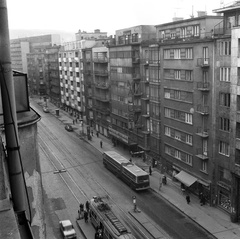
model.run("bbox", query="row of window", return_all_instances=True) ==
[164,107,193,124]
[163,48,193,59]
[164,88,193,103]
[164,69,193,81]
[165,126,193,145]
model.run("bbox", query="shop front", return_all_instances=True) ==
[217,182,231,213]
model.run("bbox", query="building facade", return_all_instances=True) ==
[108,25,156,150]
[10,34,61,73]
[58,40,96,119]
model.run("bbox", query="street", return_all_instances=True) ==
[32,99,216,239]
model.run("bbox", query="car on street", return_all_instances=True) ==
[59,220,77,239]
[65,124,73,132]
[43,106,49,113]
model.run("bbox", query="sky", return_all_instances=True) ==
[6,0,234,36]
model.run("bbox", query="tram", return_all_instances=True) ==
[89,196,136,239]
[103,151,150,190]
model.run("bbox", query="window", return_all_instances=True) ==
[193,25,200,36]
[201,161,207,172]
[164,90,170,98]
[175,131,181,140]
[185,70,193,81]
[220,93,230,107]
[165,126,171,136]
[164,49,171,59]
[174,49,181,59]
[181,27,187,38]
[174,70,181,79]
[175,150,181,159]
[164,108,171,118]
[170,33,176,39]
[219,141,230,156]
[220,67,231,82]
[75,52,78,57]
[220,41,231,55]
[186,135,193,145]
[220,117,230,131]
[185,113,193,124]
[174,90,181,100]
[186,48,193,59]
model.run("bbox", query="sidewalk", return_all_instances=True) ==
[36,98,240,239]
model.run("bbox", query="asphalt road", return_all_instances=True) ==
[32,100,216,239]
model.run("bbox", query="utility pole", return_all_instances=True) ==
[0,0,27,222]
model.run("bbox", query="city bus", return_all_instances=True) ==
[103,151,150,191]
[89,196,136,239]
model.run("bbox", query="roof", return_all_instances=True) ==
[60,220,72,227]
[123,164,148,176]
[213,1,240,13]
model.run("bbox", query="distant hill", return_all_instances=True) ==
[9,29,76,43]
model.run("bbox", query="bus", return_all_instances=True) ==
[89,196,136,239]
[103,151,150,191]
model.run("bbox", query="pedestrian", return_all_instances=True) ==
[100,140,103,148]
[186,194,190,204]
[96,131,99,137]
[159,176,162,190]
[149,166,152,175]
[85,200,90,213]
[73,119,75,124]
[129,158,132,163]
[91,130,93,136]
[201,196,206,206]
[84,210,88,222]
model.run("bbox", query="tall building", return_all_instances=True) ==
[213,1,240,222]
[58,40,96,119]
[10,34,61,73]
[108,25,156,150]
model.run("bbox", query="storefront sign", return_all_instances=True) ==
[108,127,128,143]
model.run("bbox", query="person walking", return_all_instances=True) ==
[96,131,99,137]
[149,166,152,175]
[100,140,103,148]
[91,130,93,136]
[186,194,190,204]
[84,210,88,222]
[85,201,90,213]
[159,176,162,190]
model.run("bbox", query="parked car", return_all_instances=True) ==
[65,124,73,132]
[43,106,49,113]
[59,220,77,239]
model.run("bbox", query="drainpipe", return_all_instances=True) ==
[0,0,27,223]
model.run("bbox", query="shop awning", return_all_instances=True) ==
[174,171,197,187]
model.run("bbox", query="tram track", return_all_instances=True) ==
[38,122,153,238]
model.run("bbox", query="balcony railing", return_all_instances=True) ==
[197,82,210,91]
[94,82,109,89]
[196,127,209,137]
[93,57,108,63]
[196,148,209,160]
[94,70,108,76]
[196,105,209,115]
[197,58,210,67]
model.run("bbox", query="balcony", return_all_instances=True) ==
[94,95,110,102]
[149,60,160,65]
[197,82,210,91]
[196,148,209,160]
[142,94,150,100]
[196,127,209,138]
[95,106,110,115]
[93,57,108,63]
[196,105,209,115]
[197,58,210,68]
[94,70,108,76]
[95,82,109,89]
[132,57,140,64]
[132,73,140,81]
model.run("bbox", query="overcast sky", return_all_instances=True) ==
[7,0,234,36]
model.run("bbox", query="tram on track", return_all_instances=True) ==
[103,151,150,191]
[89,196,136,239]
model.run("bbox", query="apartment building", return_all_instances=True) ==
[76,29,107,41]
[27,45,60,98]
[58,40,96,119]
[213,0,240,222]
[10,34,61,73]
[108,25,155,150]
